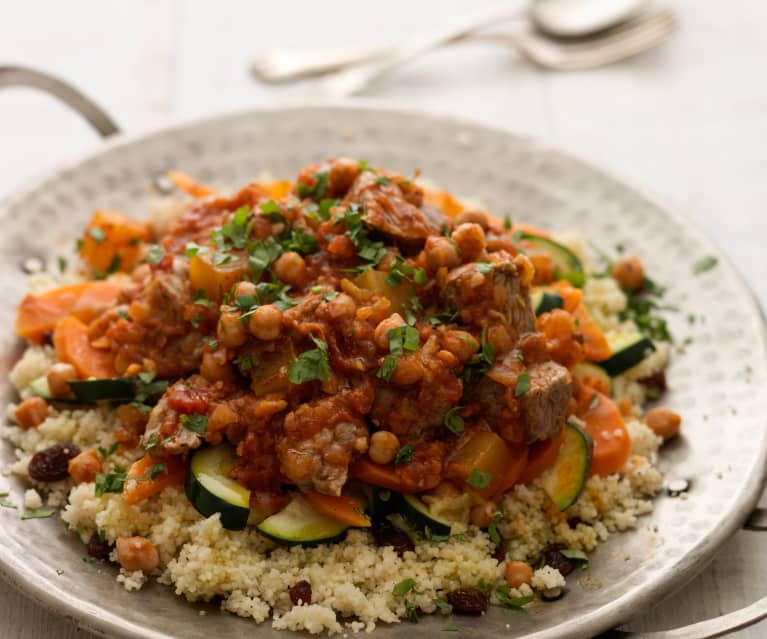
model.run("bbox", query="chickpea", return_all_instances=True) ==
[368,431,400,465]
[14,397,48,429]
[486,323,514,353]
[441,330,479,363]
[248,304,282,340]
[233,280,257,298]
[327,293,356,320]
[217,307,247,348]
[470,501,497,528]
[327,234,356,260]
[46,362,78,398]
[373,313,405,351]
[504,561,534,589]
[424,236,461,272]
[273,251,309,289]
[68,448,102,484]
[645,406,682,441]
[115,536,159,574]
[451,223,486,262]
[200,349,234,383]
[390,354,424,386]
[454,209,489,230]
[611,256,645,291]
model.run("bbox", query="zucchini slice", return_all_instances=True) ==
[600,333,656,376]
[531,290,565,316]
[572,362,612,394]
[257,495,348,546]
[539,420,593,511]
[68,377,137,402]
[520,233,584,280]
[186,444,251,531]
[28,376,77,403]
[393,493,452,536]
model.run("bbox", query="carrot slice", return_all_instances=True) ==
[511,223,551,239]
[576,385,631,477]
[264,180,293,200]
[53,316,117,379]
[445,430,518,498]
[79,209,151,274]
[16,281,120,343]
[520,428,566,485]
[492,447,529,496]
[167,170,215,198]
[349,458,420,494]
[123,455,186,505]
[303,491,371,528]
[549,280,583,314]
[572,304,611,362]
[423,189,464,217]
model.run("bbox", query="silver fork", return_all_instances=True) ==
[320,8,675,97]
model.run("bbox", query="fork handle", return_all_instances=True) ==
[320,1,527,97]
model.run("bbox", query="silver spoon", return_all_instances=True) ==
[250,0,652,85]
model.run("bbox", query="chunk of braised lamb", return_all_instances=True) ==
[518,361,572,442]
[438,255,535,336]
[277,394,370,495]
[343,171,443,251]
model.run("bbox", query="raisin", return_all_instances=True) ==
[446,588,487,614]
[492,539,508,564]
[372,520,414,556]
[288,580,312,606]
[536,543,574,577]
[28,443,81,482]
[567,517,584,529]
[86,534,113,561]
[639,370,667,393]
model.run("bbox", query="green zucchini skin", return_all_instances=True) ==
[68,377,137,402]
[539,420,593,511]
[257,495,348,546]
[186,445,251,531]
[28,376,78,403]
[600,334,656,376]
[392,493,452,536]
[520,233,584,279]
[531,290,565,316]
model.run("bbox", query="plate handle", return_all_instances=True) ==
[0,65,120,138]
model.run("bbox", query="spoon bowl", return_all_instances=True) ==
[532,0,648,38]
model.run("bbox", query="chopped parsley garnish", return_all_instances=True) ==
[57,256,67,273]
[387,325,420,356]
[479,326,496,367]
[234,354,260,373]
[132,372,168,411]
[248,236,283,279]
[323,290,338,302]
[645,387,661,401]
[377,356,398,382]
[405,600,419,623]
[180,413,208,434]
[296,171,329,200]
[22,508,56,520]
[413,268,427,284]
[190,314,202,328]
[620,279,673,343]
[259,199,282,220]
[515,372,531,397]
[433,598,453,615]
[427,309,458,326]
[503,214,512,230]
[185,242,203,258]
[202,336,218,349]
[213,205,251,250]
[588,393,600,410]
[560,548,589,570]
[337,205,387,269]
[193,289,210,307]
[89,227,106,243]
[443,406,465,434]
[146,463,167,479]
[495,585,533,608]
[466,468,492,489]
[0,495,17,509]
[288,336,330,384]
[74,238,85,252]
[394,444,415,465]
[392,578,416,597]
[98,442,119,460]
[281,226,318,256]
[145,433,159,450]
[475,261,492,274]
[144,244,165,264]
[375,176,392,185]
[563,270,586,288]
[94,468,128,496]
[106,254,122,275]
[488,511,503,545]
[693,255,718,274]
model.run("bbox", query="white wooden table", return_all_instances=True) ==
[2,1,766,636]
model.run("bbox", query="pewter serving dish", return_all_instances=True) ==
[0,68,766,639]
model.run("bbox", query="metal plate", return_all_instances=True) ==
[0,105,765,639]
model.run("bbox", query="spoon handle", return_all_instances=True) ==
[320,1,527,97]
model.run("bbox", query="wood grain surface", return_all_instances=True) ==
[1,1,766,636]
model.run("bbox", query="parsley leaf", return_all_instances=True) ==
[515,372,531,397]
[475,261,492,275]
[560,548,589,570]
[288,337,330,384]
[693,255,718,274]
[433,598,453,615]
[248,236,283,279]
[22,508,56,520]
[98,442,119,460]
[259,199,282,220]
[466,468,491,489]
[296,171,328,200]
[443,407,465,434]
[387,325,420,356]
[488,511,503,545]
[89,227,106,243]
[94,468,128,496]
[57,256,68,273]
[495,585,533,608]
[180,413,208,434]
[377,356,398,382]
[392,578,416,596]
[144,244,165,264]
[395,444,415,465]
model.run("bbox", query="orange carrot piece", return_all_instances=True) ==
[423,189,464,217]
[549,280,583,314]
[520,428,566,485]
[167,170,215,198]
[16,280,120,343]
[349,458,420,494]
[53,316,116,379]
[511,223,552,239]
[445,430,516,498]
[123,455,186,505]
[572,304,611,362]
[492,447,529,497]
[576,385,631,477]
[79,209,151,274]
[303,491,371,528]
[264,180,293,200]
